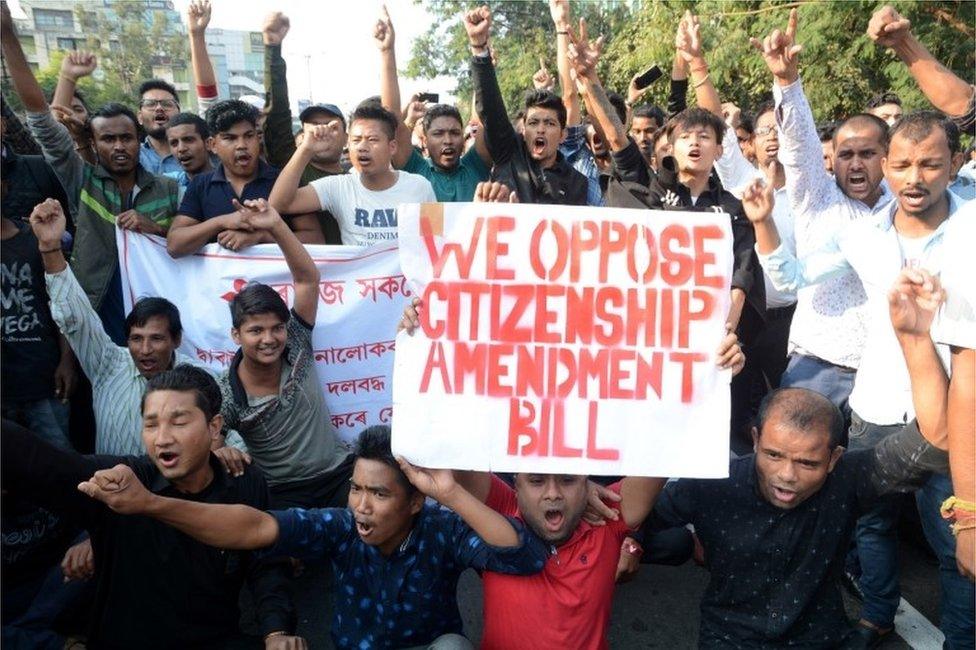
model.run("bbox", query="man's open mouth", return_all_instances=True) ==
[158,451,179,468]
[543,508,565,531]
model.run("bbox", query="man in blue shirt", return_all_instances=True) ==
[136,79,183,176]
[77,425,548,650]
[166,100,323,257]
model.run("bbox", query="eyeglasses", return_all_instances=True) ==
[140,99,179,110]
[754,126,777,137]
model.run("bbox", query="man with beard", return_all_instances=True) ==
[1,365,298,649]
[751,111,973,647]
[464,6,588,205]
[1,4,180,345]
[751,9,894,421]
[375,6,491,203]
[164,113,215,188]
[135,79,183,176]
[262,11,347,244]
[166,100,323,256]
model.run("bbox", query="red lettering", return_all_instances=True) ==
[670,351,707,403]
[586,401,619,460]
[419,341,451,394]
[693,225,724,288]
[486,216,516,280]
[659,225,694,286]
[678,289,716,348]
[422,215,483,280]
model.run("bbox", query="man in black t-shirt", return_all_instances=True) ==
[0,215,75,450]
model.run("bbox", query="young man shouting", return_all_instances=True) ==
[76,425,548,650]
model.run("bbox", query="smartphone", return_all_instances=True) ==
[633,65,663,90]
[418,92,440,104]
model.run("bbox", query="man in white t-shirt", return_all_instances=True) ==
[269,103,435,245]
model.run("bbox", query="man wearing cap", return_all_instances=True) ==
[262,12,347,243]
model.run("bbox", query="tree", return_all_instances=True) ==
[407,0,975,123]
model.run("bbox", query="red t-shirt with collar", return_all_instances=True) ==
[480,475,631,650]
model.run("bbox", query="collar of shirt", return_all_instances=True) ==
[871,190,965,234]
[141,136,173,163]
[148,452,228,495]
[657,155,724,202]
[92,159,155,191]
[227,345,294,407]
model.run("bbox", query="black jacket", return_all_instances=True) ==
[607,140,766,328]
[471,54,588,206]
[1,142,72,232]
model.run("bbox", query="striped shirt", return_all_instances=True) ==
[46,266,196,455]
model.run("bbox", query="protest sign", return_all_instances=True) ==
[118,231,408,443]
[394,202,733,477]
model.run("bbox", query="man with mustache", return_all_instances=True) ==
[166,100,324,257]
[751,8,892,420]
[375,6,492,203]
[1,3,180,346]
[750,109,973,646]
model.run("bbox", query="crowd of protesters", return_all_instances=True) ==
[1,0,974,648]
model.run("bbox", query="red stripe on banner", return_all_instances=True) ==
[135,234,398,265]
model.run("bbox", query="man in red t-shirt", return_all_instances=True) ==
[456,472,661,650]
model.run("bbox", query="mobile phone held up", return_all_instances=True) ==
[633,65,663,90]
[418,92,440,104]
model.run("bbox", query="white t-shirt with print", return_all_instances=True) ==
[310,170,436,246]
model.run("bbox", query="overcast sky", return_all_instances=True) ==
[11,0,456,115]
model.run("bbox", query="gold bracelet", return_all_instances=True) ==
[941,496,976,519]
[693,73,711,89]
[951,519,976,536]
[263,631,287,641]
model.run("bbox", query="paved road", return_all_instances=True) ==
[271,528,942,649]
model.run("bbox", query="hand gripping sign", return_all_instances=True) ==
[394,202,733,478]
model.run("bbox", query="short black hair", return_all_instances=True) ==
[125,296,182,341]
[142,364,222,421]
[736,113,755,136]
[889,110,960,155]
[354,425,416,494]
[350,103,398,140]
[422,104,463,133]
[867,91,902,110]
[817,120,838,143]
[668,107,726,143]
[90,102,139,132]
[138,79,179,103]
[632,104,666,128]
[755,388,845,449]
[835,113,889,149]
[229,283,289,329]
[524,89,567,129]
[166,112,210,139]
[205,99,259,135]
[606,92,628,125]
[752,100,776,128]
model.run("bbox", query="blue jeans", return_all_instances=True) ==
[916,472,976,649]
[848,412,905,628]
[1,399,71,451]
[780,353,857,427]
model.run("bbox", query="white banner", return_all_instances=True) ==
[118,231,408,443]
[393,202,733,478]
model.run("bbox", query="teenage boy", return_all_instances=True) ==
[166,100,323,257]
[375,7,491,203]
[269,103,435,246]
[76,425,548,650]
[462,7,587,205]
[1,365,297,649]
[215,198,353,509]
[164,113,215,188]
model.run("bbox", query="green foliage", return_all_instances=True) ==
[407,0,975,123]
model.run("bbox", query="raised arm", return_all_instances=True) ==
[889,268,949,449]
[187,1,218,114]
[666,51,690,119]
[1,3,46,112]
[675,11,722,118]
[375,5,413,169]
[261,12,296,168]
[78,464,280,549]
[400,462,521,546]
[618,477,667,530]
[868,6,975,129]
[549,0,580,127]
[53,50,96,113]
[467,6,518,164]
[267,128,332,215]
[240,199,319,325]
[568,23,624,151]
[751,9,835,218]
